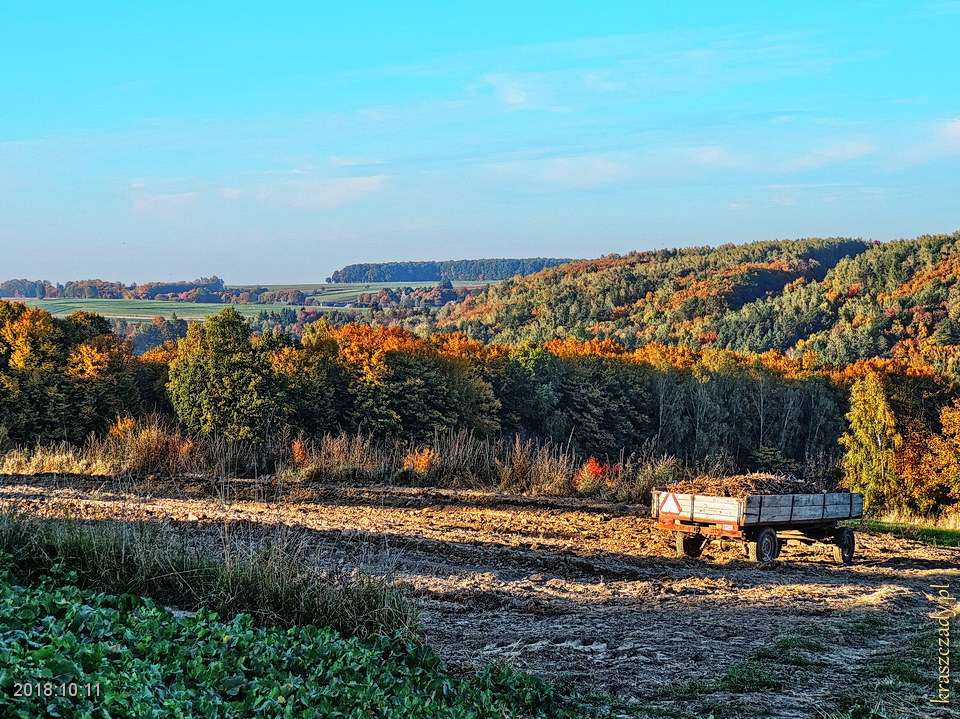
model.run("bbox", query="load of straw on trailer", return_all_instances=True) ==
[665,472,830,498]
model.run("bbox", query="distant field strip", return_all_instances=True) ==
[16,298,326,320]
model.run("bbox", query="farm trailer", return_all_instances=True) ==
[651,489,865,563]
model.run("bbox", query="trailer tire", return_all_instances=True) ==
[675,533,706,558]
[747,528,780,563]
[832,527,855,565]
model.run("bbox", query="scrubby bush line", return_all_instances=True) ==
[0,415,287,479]
[288,429,687,502]
[0,418,686,503]
[0,511,417,638]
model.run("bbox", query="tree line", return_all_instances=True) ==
[0,276,310,306]
[328,258,574,283]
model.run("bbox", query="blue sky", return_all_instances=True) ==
[1,1,959,283]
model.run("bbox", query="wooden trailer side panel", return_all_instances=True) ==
[742,493,864,525]
[652,491,742,523]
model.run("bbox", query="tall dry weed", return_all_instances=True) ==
[0,418,683,504]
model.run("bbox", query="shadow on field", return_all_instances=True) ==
[857,555,960,571]
[0,474,646,517]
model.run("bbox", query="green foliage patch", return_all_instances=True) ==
[0,566,578,718]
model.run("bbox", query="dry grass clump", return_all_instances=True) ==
[0,441,120,476]
[666,472,828,498]
[875,506,960,530]
[0,416,198,477]
[428,428,499,486]
[105,416,199,475]
[0,416,289,479]
[495,437,579,495]
[286,433,400,482]
[0,510,418,638]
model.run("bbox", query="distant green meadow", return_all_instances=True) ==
[17,298,317,321]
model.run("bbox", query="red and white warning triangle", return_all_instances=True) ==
[659,492,682,515]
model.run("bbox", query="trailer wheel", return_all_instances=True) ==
[747,528,780,563]
[832,527,855,565]
[675,533,706,558]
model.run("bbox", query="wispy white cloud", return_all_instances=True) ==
[786,140,874,170]
[258,175,386,210]
[328,156,385,168]
[648,138,873,177]
[131,173,387,217]
[760,182,889,207]
[912,0,960,17]
[943,118,960,141]
[889,118,960,168]
[131,192,198,219]
[490,154,627,189]
[472,31,841,114]
[682,145,752,169]
[764,182,860,189]
[482,73,535,109]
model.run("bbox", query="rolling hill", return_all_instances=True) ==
[438,232,960,366]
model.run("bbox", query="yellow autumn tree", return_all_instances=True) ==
[839,372,902,509]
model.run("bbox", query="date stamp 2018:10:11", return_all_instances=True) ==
[12,682,102,700]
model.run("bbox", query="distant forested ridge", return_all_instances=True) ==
[328,258,574,283]
[0,277,229,302]
[437,233,960,368]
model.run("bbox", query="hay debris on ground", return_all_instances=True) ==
[665,473,829,498]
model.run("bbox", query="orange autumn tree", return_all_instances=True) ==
[899,400,960,513]
[328,324,489,440]
[67,334,139,436]
[896,418,940,514]
[929,401,960,502]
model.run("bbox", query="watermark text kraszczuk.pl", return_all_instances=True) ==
[930,583,954,706]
